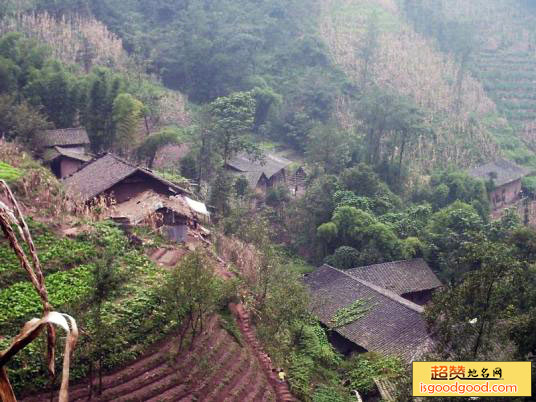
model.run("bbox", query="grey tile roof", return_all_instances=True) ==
[62,153,190,201]
[35,128,90,148]
[468,158,531,187]
[226,152,292,179]
[228,169,268,189]
[43,146,92,163]
[303,265,434,362]
[345,259,442,296]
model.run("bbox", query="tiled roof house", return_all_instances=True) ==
[35,128,90,150]
[303,264,436,362]
[468,158,531,210]
[35,128,92,178]
[346,258,442,305]
[62,153,190,203]
[226,153,292,189]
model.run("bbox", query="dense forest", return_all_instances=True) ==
[1,0,536,401]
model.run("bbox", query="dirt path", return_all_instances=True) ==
[230,304,296,402]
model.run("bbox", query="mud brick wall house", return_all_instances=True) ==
[109,190,209,243]
[345,258,442,305]
[62,153,190,203]
[43,147,92,178]
[35,128,92,178]
[303,264,434,362]
[225,152,293,192]
[468,158,531,210]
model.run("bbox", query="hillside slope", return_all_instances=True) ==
[21,315,278,402]
[450,0,536,165]
[400,0,536,171]
[319,0,501,172]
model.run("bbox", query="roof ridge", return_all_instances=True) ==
[46,127,85,131]
[106,151,165,174]
[107,152,136,167]
[349,257,425,271]
[352,277,424,314]
[324,265,424,314]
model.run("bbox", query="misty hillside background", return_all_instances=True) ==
[2,0,536,180]
[2,1,536,401]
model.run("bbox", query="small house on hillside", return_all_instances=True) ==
[225,153,293,191]
[62,153,190,203]
[43,146,93,178]
[303,264,434,361]
[35,128,92,178]
[346,259,442,305]
[35,128,90,153]
[109,190,209,243]
[468,158,531,210]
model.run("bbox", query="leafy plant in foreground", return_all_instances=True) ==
[330,299,374,329]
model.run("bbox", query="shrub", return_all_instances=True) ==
[266,185,290,207]
[288,353,315,399]
[340,353,404,396]
[312,385,350,402]
[325,246,360,269]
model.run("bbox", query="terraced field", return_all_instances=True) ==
[22,315,278,402]
[473,49,536,131]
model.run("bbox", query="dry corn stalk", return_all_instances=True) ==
[0,180,78,402]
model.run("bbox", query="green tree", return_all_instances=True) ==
[390,99,429,175]
[325,246,360,269]
[266,185,291,208]
[208,91,257,165]
[0,56,18,94]
[426,170,490,217]
[87,225,125,396]
[10,101,52,143]
[234,175,250,198]
[359,222,406,265]
[252,85,282,132]
[257,263,310,339]
[84,68,123,151]
[24,60,81,128]
[424,201,485,283]
[426,241,519,360]
[112,93,144,154]
[317,222,338,255]
[340,164,382,197]
[136,127,184,168]
[0,33,47,88]
[509,226,536,262]
[305,124,354,174]
[331,206,376,247]
[0,95,51,142]
[356,87,427,170]
[288,174,339,262]
[209,170,233,218]
[161,250,223,352]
